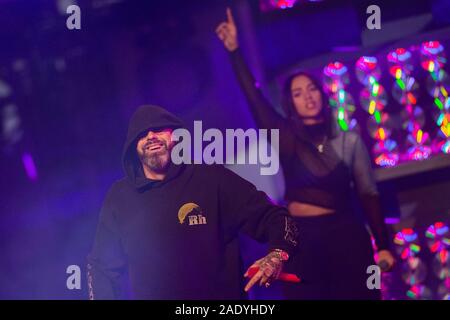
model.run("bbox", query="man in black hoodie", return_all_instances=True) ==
[87,105,299,299]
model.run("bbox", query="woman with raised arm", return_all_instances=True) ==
[216,8,395,300]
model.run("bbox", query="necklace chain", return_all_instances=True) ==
[317,135,327,153]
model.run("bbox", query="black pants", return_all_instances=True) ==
[283,212,380,300]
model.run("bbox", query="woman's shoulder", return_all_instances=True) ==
[331,130,363,154]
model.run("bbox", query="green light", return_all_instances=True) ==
[435,98,444,110]
[338,108,345,120]
[374,110,381,124]
[372,83,379,97]
[406,290,416,299]
[338,119,349,131]
[431,71,439,82]
[396,78,405,90]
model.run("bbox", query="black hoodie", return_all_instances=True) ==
[87,105,299,299]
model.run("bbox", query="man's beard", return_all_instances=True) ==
[138,141,171,172]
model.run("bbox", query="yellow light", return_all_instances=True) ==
[417,130,423,143]
[369,100,376,114]
[429,61,435,73]
[442,125,450,137]
[395,68,402,79]
[379,128,386,140]
[442,116,450,137]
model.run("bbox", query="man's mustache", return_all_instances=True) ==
[143,139,168,151]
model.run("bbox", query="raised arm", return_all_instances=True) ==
[216,8,294,153]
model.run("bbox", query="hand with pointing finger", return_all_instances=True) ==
[243,249,288,292]
[215,7,239,52]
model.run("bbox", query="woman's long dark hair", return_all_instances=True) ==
[281,71,336,139]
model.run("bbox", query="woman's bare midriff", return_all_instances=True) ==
[288,201,335,217]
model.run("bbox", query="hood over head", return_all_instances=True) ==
[122,105,185,190]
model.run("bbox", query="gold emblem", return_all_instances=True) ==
[178,202,207,226]
[178,202,200,224]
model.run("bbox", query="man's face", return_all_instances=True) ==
[136,128,173,172]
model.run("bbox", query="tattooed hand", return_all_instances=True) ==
[243,249,288,292]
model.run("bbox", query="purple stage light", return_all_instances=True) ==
[22,152,38,181]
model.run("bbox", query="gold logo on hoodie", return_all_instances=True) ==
[178,202,207,226]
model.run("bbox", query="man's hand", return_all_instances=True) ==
[215,7,239,52]
[377,250,396,272]
[243,250,287,292]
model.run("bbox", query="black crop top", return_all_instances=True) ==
[282,122,353,211]
[229,48,390,251]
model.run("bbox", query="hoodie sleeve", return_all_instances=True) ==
[87,187,128,300]
[218,166,299,255]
